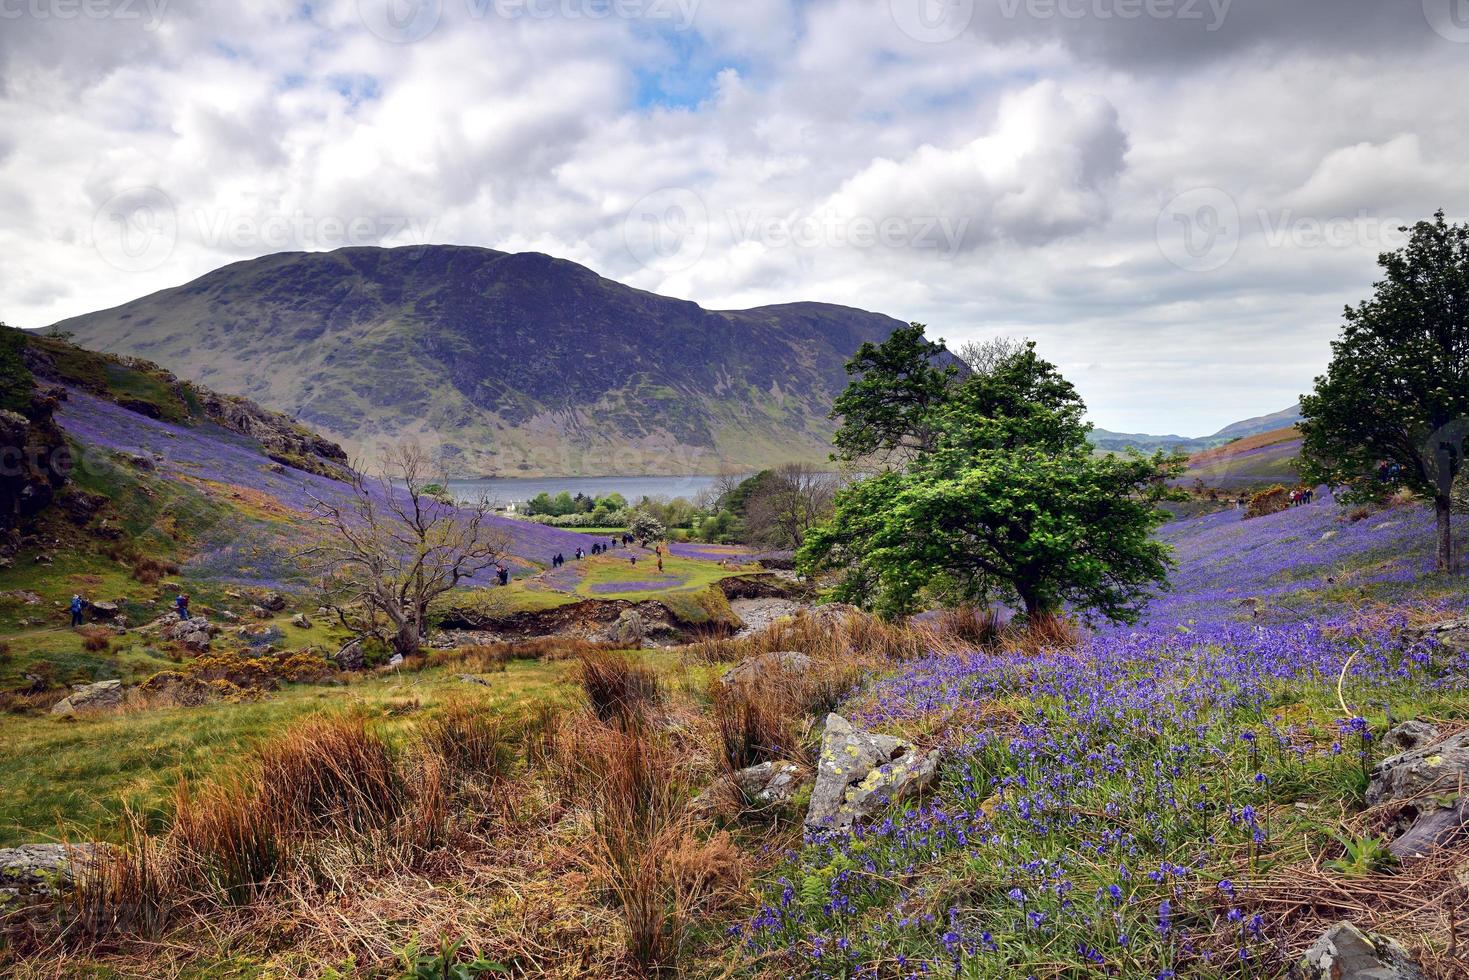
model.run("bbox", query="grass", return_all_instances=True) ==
[0,656,576,847]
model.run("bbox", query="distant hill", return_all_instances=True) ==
[1089,404,1302,455]
[1180,426,1303,489]
[49,246,926,477]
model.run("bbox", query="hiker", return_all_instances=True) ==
[630,555,637,567]
[657,556,663,573]
[70,594,85,628]
[576,547,584,560]
[497,566,510,587]
[176,593,191,621]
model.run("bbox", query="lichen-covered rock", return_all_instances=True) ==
[610,609,646,647]
[805,603,863,630]
[1301,922,1421,979]
[806,714,940,832]
[1380,720,1441,755]
[258,592,288,612]
[291,613,312,629]
[333,641,365,672]
[0,843,107,900]
[50,679,123,716]
[719,651,813,689]
[691,761,807,818]
[1368,729,1469,858]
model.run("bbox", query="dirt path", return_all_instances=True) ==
[731,597,805,636]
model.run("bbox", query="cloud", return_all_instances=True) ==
[1,0,1468,436]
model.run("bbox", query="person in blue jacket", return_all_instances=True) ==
[70,594,85,628]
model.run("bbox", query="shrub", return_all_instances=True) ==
[577,649,662,728]
[79,628,112,653]
[131,556,178,585]
[416,701,519,790]
[1245,485,1291,519]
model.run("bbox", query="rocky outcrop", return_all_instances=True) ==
[806,714,941,832]
[193,389,349,479]
[1367,727,1469,859]
[50,679,124,716]
[805,604,863,630]
[0,843,108,901]
[0,394,69,539]
[720,651,812,689]
[164,616,219,652]
[1402,618,1469,655]
[1300,922,1421,980]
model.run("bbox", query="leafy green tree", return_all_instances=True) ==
[0,324,34,414]
[802,340,1183,623]
[1300,211,1469,573]
[829,322,958,464]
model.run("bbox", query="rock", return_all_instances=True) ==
[218,609,238,622]
[258,592,288,612]
[458,674,493,687]
[1301,922,1421,980]
[1381,720,1442,754]
[86,600,120,621]
[0,843,107,899]
[1368,729,1469,858]
[50,679,124,716]
[387,653,404,667]
[805,714,941,832]
[250,605,270,619]
[691,761,807,818]
[164,617,218,651]
[333,641,365,671]
[611,609,646,647]
[1402,617,1469,655]
[720,651,813,689]
[291,613,312,629]
[806,603,863,630]
[240,625,285,650]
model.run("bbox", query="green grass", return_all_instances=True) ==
[0,657,581,847]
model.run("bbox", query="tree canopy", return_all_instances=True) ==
[1300,210,1469,572]
[802,331,1183,623]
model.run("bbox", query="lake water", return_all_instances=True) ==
[445,474,738,508]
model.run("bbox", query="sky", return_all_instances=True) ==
[1,0,1465,436]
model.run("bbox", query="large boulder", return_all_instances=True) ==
[50,679,123,716]
[719,651,813,689]
[805,713,941,832]
[1367,728,1469,858]
[87,600,121,621]
[1300,922,1421,980]
[165,616,218,652]
[332,641,365,672]
[610,609,646,647]
[291,613,312,629]
[258,592,288,612]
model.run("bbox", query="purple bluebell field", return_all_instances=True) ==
[737,498,1466,978]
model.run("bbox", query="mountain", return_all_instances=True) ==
[1088,404,1302,454]
[49,246,920,477]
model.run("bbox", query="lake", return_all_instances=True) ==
[444,474,739,508]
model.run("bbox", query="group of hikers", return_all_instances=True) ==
[545,538,667,575]
[69,591,190,627]
[1288,487,1315,507]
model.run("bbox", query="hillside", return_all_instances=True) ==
[48,247,920,477]
[1179,424,1303,488]
[1090,403,1303,454]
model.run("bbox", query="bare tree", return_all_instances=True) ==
[743,463,838,550]
[957,336,1030,377]
[307,444,511,659]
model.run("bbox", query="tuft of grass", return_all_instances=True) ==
[577,649,663,729]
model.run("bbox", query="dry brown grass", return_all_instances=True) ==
[78,627,112,653]
[577,648,663,729]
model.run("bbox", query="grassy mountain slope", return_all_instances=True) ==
[50,246,916,476]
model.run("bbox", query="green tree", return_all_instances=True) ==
[802,340,1183,622]
[1300,211,1469,573]
[829,322,958,464]
[0,324,34,414]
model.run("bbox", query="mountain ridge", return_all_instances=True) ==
[50,246,921,477]
[1089,404,1302,454]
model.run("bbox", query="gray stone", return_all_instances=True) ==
[0,843,106,898]
[1368,729,1469,858]
[1301,922,1421,980]
[720,651,813,689]
[333,641,365,671]
[1402,617,1469,655]
[258,592,288,612]
[50,679,123,716]
[611,609,646,647]
[291,613,312,629]
[458,674,493,687]
[805,713,941,832]
[88,600,120,620]
[691,761,807,818]
[250,604,270,619]
[387,653,404,667]
[1381,720,1442,755]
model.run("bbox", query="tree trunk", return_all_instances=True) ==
[393,620,421,659]
[1437,494,1456,574]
